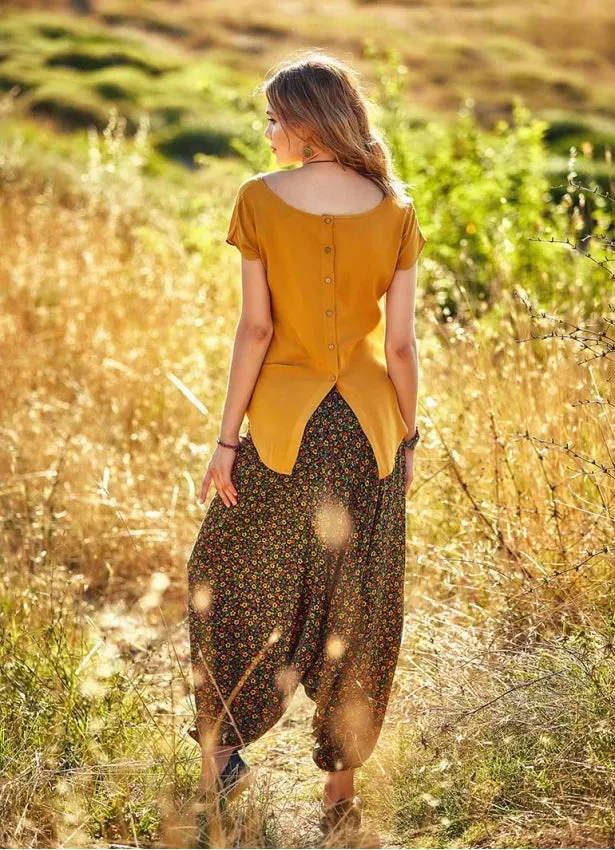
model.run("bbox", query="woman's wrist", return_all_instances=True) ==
[401,426,420,451]
[217,435,240,450]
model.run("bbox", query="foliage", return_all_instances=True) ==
[363,43,613,319]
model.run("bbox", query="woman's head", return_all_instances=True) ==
[256,50,412,205]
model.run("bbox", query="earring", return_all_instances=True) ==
[302,144,313,159]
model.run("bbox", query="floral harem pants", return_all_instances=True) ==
[186,386,407,772]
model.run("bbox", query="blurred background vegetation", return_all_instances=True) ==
[1,0,614,847]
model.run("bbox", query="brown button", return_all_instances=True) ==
[330,375,336,381]
[324,216,332,224]
[324,276,332,283]
[324,246,332,253]
[328,343,335,350]
[326,309,333,316]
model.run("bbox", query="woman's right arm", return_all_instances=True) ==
[199,256,272,508]
[218,256,273,447]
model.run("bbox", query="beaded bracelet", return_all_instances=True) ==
[217,436,240,450]
[401,426,420,450]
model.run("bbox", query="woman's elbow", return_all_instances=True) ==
[241,322,274,342]
[385,338,417,360]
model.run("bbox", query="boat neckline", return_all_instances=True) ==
[256,173,390,219]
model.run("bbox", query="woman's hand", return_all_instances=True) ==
[404,447,415,495]
[198,445,239,508]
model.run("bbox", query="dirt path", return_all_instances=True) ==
[91,594,403,847]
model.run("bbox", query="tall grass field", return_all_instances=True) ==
[1,2,614,847]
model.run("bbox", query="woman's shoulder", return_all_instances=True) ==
[236,172,266,195]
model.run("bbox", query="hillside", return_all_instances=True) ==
[1,0,614,175]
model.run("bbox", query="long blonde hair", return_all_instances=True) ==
[255,50,414,206]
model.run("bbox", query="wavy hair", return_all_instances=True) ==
[254,50,414,206]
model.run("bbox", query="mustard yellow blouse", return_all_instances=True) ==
[225,172,427,479]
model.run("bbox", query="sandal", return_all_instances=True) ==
[188,727,252,802]
[319,794,363,836]
[216,750,252,800]
[195,750,252,848]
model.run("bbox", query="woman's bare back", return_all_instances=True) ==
[261,167,386,217]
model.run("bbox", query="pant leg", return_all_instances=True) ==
[187,416,342,751]
[298,389,408,771]
[187,431,309,751]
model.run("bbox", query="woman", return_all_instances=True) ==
[186,50,426,839]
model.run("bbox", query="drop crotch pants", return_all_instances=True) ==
[188,518,405,773]
[187,390,407,773]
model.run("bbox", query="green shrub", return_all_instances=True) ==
[154,119,247,164]
[542,109,615,161]
[46,46,168,75]
[27,84,124,131]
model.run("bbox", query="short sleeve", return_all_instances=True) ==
[396,204,427,270]
[226,183,261,260]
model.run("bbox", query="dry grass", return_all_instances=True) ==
[1,96,615,848]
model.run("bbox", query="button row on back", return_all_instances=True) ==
[323,226,335,360]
